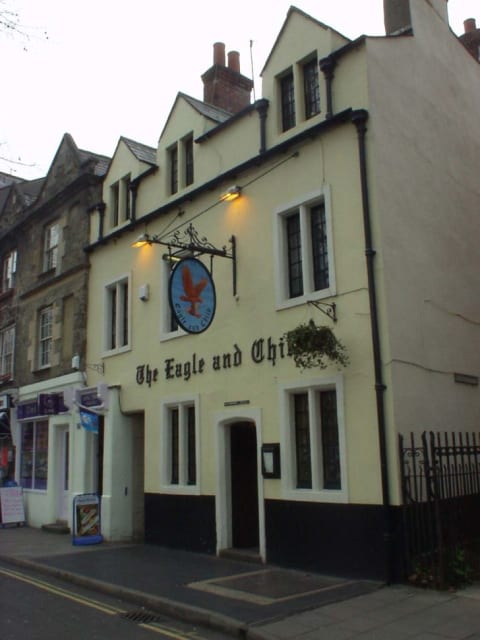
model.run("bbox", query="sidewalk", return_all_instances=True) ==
[1,526,480,639]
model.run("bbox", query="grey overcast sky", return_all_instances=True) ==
[0,0,477,179]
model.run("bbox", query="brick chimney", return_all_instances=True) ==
[202,42,253,113]
[459,18,480,62]
[383,0,412,35]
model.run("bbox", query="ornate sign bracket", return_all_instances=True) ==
[135,223,237,296]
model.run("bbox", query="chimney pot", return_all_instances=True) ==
[213,42,226,66]
[228,50,240,73]
[464,18,477,33]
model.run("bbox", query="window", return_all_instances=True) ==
[20,420,49,490]
[280,377,346,500]
[169,144,178,195]
[110,175,131,227]
[1,249,17,292]
[280,71,296,131]
[110,182,119,227]
[275,190,334,308]
[161,398,198,492]
[38,306,53,368]
[44,222,59,271]
[184,136,194,187]
[303,58,320,119]
[0,325,14,379]
[105,277,130,352]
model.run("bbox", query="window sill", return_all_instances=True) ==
[282,487,348,504]
[159,484,200,496]
[102,345,131,358]
[276,287,336,311]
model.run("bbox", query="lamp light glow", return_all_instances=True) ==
[220,185,242,202]
[132,233,151,248]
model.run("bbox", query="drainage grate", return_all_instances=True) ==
[121,609,162,625]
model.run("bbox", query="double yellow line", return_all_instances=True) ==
[0,566,200,639]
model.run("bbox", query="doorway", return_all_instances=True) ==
[230,421,259,550]
[215,409,265,561]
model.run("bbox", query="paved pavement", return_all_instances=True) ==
[1,525,480,639]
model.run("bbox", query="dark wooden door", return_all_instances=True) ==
[230,422,259,549]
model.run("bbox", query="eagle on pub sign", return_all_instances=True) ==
[168,257,216,333]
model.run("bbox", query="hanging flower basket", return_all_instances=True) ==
[284,320,349,370]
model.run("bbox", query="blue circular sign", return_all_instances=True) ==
[168,258,216,333]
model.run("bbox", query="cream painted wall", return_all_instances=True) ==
[87,108,383,506]
[364,1,480,438]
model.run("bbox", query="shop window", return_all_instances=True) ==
[20,420,49,490]
[280,376,347,501]
[274,188,335,308]
[43,222,59,272]
[0,325,14,380]
[38,306,53,368]
[104,276,130,353]
[160,397,199,492]
[1,249,17,293]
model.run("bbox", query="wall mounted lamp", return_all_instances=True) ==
[220,185,242,202]
[132,233,152,248]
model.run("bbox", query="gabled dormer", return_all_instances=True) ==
[156,91,231,202]
[35,133,109,207]
[98,136,157,239]
[261,6,350,140]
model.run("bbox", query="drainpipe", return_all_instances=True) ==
[255,98,269,154]
[319,56,336,119]
[351,108,394,584]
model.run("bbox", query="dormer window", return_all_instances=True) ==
[110,174,131,227]
[43,222,59,272]
[184,135,194,187]
[1,249,17,293]
[169,144,178,195]
[280,71,296,131]
[279,55,321,132]
[303,58,320,119]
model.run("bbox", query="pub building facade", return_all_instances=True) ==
[84,1,480,580]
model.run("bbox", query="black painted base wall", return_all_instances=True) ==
[144,493,404,581]
[265,499,403,581]
[145,493,216,554]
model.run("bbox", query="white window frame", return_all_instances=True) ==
[20,420,49,491]
[1,249,17,292]
[38,306,53,369]
[103,274,131,355]
[273,187,335,310]
[110,174,131,228]
[279,374,348,503]
[159,395,200,495]
[0,324,14,379]
[43,222,59,272]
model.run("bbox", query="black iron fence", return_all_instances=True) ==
[399,431,480,587]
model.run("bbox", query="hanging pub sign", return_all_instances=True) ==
[169,257,216,334]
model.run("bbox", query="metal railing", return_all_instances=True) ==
[399,431,480,587]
